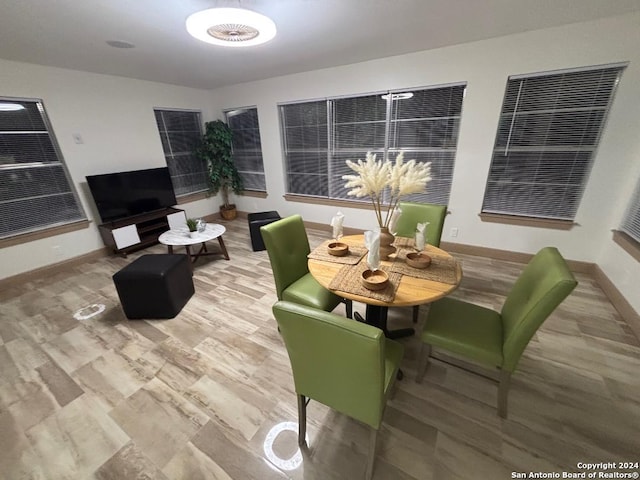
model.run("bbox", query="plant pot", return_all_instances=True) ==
[188,231,197,238]
[379,227,396,260]
[220,204,237,220]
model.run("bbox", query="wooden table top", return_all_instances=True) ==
[308,234,462,307]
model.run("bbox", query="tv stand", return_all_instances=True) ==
[98,207,184,256]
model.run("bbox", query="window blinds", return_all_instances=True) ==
[0,98,85,239]
[482,65,625,220]
[225,107,266,192]
[330,93,387,200]
[279,83,465,205]
[280,100,329,197]
[388,86,464,205]
[621,181,640,243]
[154,109,206,196]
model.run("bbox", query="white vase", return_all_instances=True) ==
[188,231,197,238]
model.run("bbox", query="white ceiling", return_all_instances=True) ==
[1,0,639,90]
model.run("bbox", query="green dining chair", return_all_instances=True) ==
[416,247,577,418]
[395,201,447,245]
[395,201,448,323]
[261,215,352,318]
[272,300,404,480]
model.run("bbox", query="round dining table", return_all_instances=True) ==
[308,234,462,338]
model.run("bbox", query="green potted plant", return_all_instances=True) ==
[186,218,198,237]
[197,120,244,220]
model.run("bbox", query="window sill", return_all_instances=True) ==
[479,213,576,230]
[612,230,640,262]
[178,190,268,204]
[0,219,91,249]
[176,191,208,204]
[241,190,267,199]
[284,194,374,210]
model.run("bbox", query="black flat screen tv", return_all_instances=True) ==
[86,167,177,223]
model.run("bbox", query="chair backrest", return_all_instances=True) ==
[272,300,387,429]
[395,202,447,247]
[500,247,577,372]
[261,215,311,300]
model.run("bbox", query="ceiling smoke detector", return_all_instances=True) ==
[186,8,276,47]
[106,40,136,49]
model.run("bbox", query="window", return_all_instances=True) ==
[0,97,86,240]
[279,84,466,205]
[225,107,266,192]
[154,109,206,196]
[621,180,640,244]
[280,100,329,197]
[482,64,626,221]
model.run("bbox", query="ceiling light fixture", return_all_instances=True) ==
[381,92,414,101]
[0,103,25,112]
[186,8,276,47]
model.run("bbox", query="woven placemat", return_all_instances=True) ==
[389,254,459,284]
[394,243,445,261]
[393,237,415,249]
[329,260,401,302]
[308,240,367,265]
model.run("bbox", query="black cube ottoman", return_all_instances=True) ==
[113,254,194,319]
[248,211,281,251]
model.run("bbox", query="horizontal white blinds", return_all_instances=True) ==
[226,107,266,192]
[330,92,386,201]
[391,86,463,205]
[482,66,625,220]
[280,100,329,197]
[621,181,640,243]
[154,109,206,196]
[280,84,465,205]
[0,98,85,239]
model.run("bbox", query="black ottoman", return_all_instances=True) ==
[248,211,281,251]
[113,254,194,319]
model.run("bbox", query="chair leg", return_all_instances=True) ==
[344,299,353,319]
[297,394,307,446]
[497,370,511,418]
[412,305,419,323]
[365,427,378,480]
[416,343,432,383]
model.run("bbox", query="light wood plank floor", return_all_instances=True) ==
[1,220,639,479]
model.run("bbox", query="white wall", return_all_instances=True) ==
[598,150,640,314]
[210,13,640,311]
[0,59,219,279]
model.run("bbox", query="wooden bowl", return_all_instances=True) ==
[406,252,432,269]
[327,242,349,256]
[361,269,389,291]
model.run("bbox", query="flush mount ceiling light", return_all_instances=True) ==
[186,8,276,47]
[381,92,414,101]
[0,102,25,111]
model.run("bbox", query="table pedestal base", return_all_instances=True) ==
[354,307,409,380]
[355,306,415,339]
